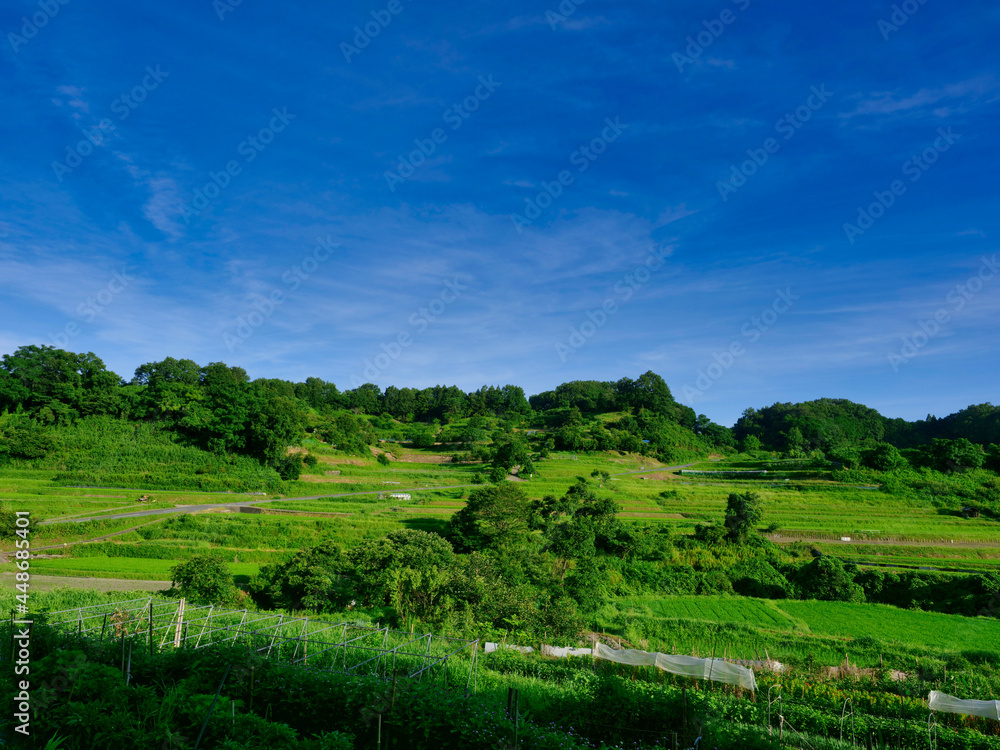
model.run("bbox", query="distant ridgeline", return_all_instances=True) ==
[0,345,997,480]
[733,398,1000,473]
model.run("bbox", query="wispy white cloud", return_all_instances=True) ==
[841,76,998,119]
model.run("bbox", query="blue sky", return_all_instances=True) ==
[1,0,998,426]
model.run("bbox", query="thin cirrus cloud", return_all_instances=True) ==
[0,0,997,426]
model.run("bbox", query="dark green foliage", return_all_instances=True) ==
[316,411,373,455]
[376,452,390,466]
[922,437,986,473]
[449,482,532,551]
[0,500,37,540]
[348,529,456,621]
[170,553,237,604]
[491,434,531,472]
[734,399,888,453]
[410,428,436,448]
[860,442,907,471]
[724,491,763,543]
[985,443,1000,473]
[0,345,123,421]
[0,412,52,461]
[250,539,349,611]
[730,560,793,599]
[274,454,303,480]
[795,556,865,603]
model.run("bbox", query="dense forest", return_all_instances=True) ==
[2,346,997,468]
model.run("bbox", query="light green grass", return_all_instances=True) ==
[20,557,260,581]
[622,595,800,631]
[774,599,1000,652]
[615,594,1000,654]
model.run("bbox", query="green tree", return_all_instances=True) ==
[274,454,302,480]
[861,442,907,472]
[0,413,52,462]
[590,469,611,487]
[742,434,762,454]
[349,530,456,620]
[796,556,865,602]
[986,444,1000,474]
[250,539,349,612]
[170,554,236,604]
[449,482,532,551]
[543,518,596,582]
[724,491,763,544]
[785,426,805,453]
[1,345,123,420]
[493,435,531,472]
[411,429,436,448]
[925,438,986,473]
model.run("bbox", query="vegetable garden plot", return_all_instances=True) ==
[40,596,480,690]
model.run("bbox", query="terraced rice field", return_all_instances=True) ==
[27,556,259,581]
[618,595,1000,654]
[623,595,799,631]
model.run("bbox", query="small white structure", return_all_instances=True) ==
[840,537,852,542]
[389,493,411,501]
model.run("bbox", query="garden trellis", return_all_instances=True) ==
[40,596,480,690]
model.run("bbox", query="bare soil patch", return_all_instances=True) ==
[393,453,453,464]
[298,475,362,483]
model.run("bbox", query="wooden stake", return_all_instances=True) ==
[173,599,185,648]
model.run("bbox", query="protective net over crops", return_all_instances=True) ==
[485,642,761,689]
[929,691,1000,721]
[593,643,758,691]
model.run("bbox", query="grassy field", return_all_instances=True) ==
[26,556,260,581]
[622,595,800,631]
[3,447,999,603]
[775,599,1000,652]
[615,595,1000,654]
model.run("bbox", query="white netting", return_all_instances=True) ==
[727,657,786,673]
[484,642,534,654]
[929,691,1000,721]
[485,641,759,690]
[593,643,757,690]
[541,645,594,658]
